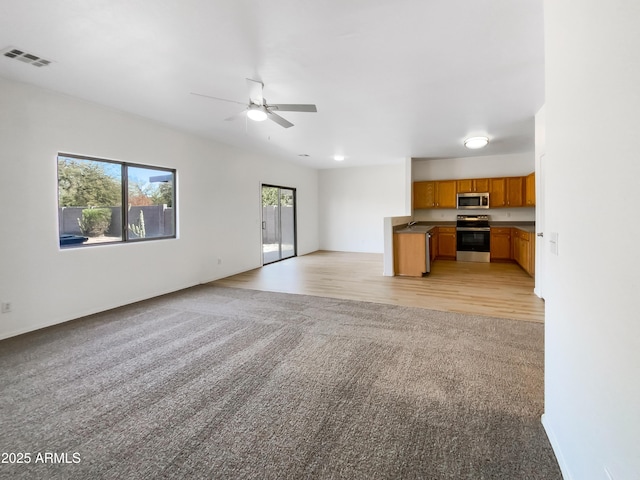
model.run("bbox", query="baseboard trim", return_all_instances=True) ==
[541,413,572,480]
[0,281,201,341]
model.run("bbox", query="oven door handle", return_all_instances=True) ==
[456,227,490,232]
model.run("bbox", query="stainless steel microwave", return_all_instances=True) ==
[457,192,489,209]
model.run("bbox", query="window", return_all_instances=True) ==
[57,153,176,247]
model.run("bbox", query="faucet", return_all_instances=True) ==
[408,221,417,226]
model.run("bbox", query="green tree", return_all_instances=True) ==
[262,187,279,206]
[150,183,173,207]
[78,208,112,237]
[58,158,121,207]
[262,187,292,206]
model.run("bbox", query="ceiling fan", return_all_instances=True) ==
[191,78,317,128]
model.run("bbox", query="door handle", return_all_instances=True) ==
[537,232,544,237]
[262,221,266,230]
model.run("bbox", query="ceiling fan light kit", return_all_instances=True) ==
[247,105,267,122]
[464,136,489,149]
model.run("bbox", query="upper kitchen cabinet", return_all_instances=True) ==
[489,176,525,207]
[413,180,456,209]
[457,178,490,193]
[506,177,525,207]
[414,174,533,209]
[413,181,436,209]
[525,172,536,206]
[489,178,506,207]
[436,180,457,208]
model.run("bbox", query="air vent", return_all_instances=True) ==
[2,46,52,67]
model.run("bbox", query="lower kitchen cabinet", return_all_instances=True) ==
[490,228,512,261]
[437,227,457,259]
[394,233,428,277]
[512,229,535,276]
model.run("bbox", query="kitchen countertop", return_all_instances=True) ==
[394,225,437,234]
[394,221,535,234]
[490,221,535,233]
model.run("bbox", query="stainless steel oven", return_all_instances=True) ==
[456,215,490,262]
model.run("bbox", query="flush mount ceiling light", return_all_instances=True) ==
[247,105,268,122]
[333,155,345,162]
[464,136,489,149]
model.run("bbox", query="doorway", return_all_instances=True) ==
[262,185,297,265]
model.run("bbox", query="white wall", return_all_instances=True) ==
[534,105,546,298]
[543,1,640,479]
[412,153,534,181]
[412,153,536,222]
[0,77,319,339]
[318,162,409,253]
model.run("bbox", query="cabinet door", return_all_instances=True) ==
[457,179,474,193]
[474,178,490,192]
[438,227,457,258]
[490,228,512,260]
[489,178,506,207]
[413,181,436,209]
[436,180,457,208]
[525,172,536,206]
[394,233,426,276]
[506,177,525,207]
[512,229,532,274]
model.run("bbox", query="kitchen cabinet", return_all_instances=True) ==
[490,228,512,261]
[436,180,457,208]
[474,178,490,192]
[413,181,436,209]
[414,174,533,209]
[512,228,535,276]
[506,177,525,207]
[489,176,525,207]
[457,178,490,193]
[489,178,507,207]
[414,180,456,209]
[525,172,536,206]
[394,232,428,276]
[437,227,457,258]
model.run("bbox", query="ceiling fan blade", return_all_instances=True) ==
[224,109,248,121]
[246,78,264,105]
[267,111,294,128]
[268,103,317,113]
[190,92,246,106]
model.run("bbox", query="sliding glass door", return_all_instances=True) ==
[262,185,296,265]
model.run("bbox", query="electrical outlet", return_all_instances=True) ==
[1,302,12,313]
[217,258,222,265]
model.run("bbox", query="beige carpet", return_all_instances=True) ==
[0,285,560,479]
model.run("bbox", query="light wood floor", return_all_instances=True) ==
[211,251,545,323]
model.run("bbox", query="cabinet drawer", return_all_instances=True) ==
[491,227,511,235]
[438,227,456,234]
[513,229,530,240]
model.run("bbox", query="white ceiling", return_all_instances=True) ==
[0,0,544,169]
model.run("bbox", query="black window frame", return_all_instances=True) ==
[57,153,177,248]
